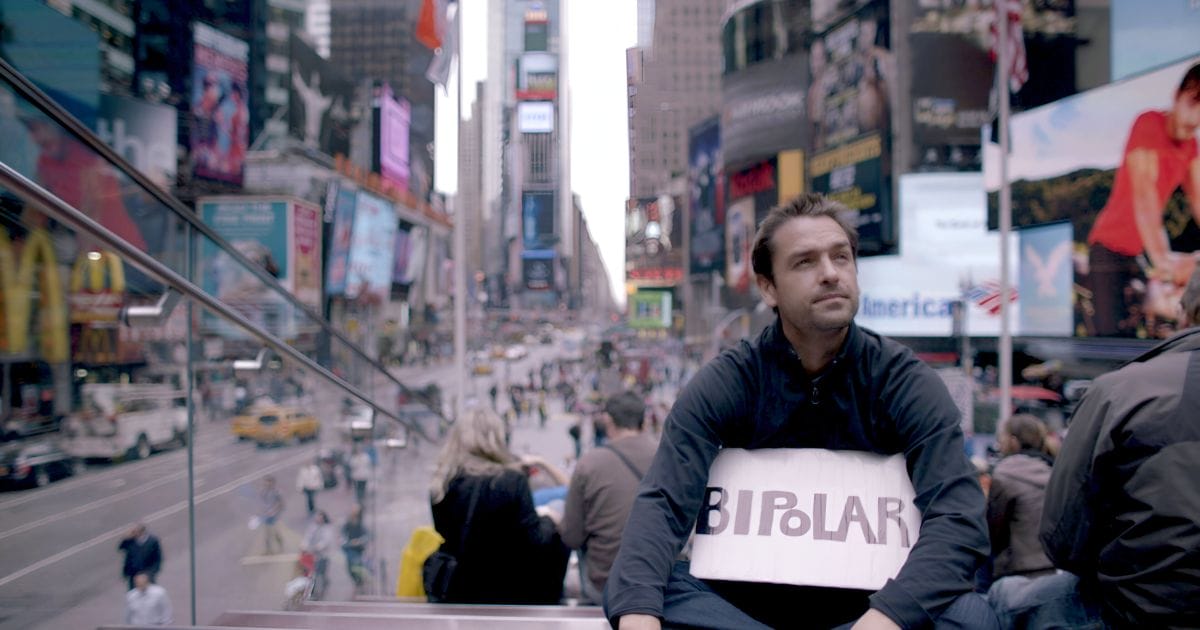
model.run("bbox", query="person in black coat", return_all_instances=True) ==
[118,524,162,591]
[428,406,569,604]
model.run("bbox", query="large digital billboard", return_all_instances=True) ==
[807,0,894,256]
[522,190,556,250]
[522,249,554,291]
[374,83,410,193]
[688,116,725,276]
[1112,0,1200,81]
[345,191,398,302]
[289,33,356,158]
[629,289,672,330]
[96,94,178,190]
[191,23,248,185]
[985,56,1200,339]
[324,183,357,296]
[517,52,557,101]
[626,196,684,287]
[518,101,554,133]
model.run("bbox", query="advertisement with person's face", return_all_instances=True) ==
[191,23,248,185]
[985,56,1200,339]
[288,33,356,158]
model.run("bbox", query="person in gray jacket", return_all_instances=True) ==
[986,414,1055,582]
[989,267,1200,628]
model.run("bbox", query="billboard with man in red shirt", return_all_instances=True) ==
[986,56,1200,339]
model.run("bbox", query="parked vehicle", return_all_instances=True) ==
[249,406,320,447]
[61,384,187,461]
[0,438,77,488]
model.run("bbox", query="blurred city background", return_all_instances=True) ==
[0,0,1197,628]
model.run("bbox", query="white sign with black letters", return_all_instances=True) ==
[689,449,920,591]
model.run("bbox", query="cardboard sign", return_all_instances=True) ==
[689,449,920,591]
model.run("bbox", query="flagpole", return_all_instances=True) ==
[998,2,1013,431]
[453,0,467,422]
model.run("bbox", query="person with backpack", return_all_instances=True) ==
[559,391,658,603]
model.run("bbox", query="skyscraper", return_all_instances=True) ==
[330,0,436,202]
[627,0,724,199]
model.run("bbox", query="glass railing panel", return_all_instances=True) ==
[0,155,434,628]
[0,63,443,428]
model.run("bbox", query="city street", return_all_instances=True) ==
[0,341,585,629]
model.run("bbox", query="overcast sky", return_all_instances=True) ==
[434,0,636,307]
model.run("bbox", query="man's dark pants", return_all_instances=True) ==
[606,561,999,629]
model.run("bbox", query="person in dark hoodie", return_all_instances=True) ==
[986,414,1055,584]
[989,266,1200,628]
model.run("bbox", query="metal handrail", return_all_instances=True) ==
[0,58,443,422]
[0,160,435,443]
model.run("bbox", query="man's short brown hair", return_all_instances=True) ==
[751,193,859,282]
[604,391,646,430]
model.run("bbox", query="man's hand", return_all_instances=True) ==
[617,613,661,630]
[851,608,901,630]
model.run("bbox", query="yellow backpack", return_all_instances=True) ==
[396,525,445,598]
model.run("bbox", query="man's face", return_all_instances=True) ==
[134,573,149,591]
[756,215,860,337]
[1169,89,1200,141]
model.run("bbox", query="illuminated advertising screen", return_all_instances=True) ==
[96,94,178,190]
[807,0,894,256]
[325,184,357,296]
[375,84,411,192]
[985,56,1200,339]
[522,190,556,250]
[629,290,672,329]
[191,23,249,185]
[688,117,725,276]
[518,101,554,133]
[517,52,557,100]
[345,191,398,302]
[522,249,554,291]
[626,196,684,287]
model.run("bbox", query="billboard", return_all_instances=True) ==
[522,190,556,250]
[324,184,357,296]
[907,28,993,171]
[626,196,684,286]
[199,197,290,337]
[374,84,410,193]
[96,94,178,189]
[807,1,894,256]
[1112,0,1200,81]
[345,191,398,302]
[522,249,554,291]
[518,101,554,133]
[855,173,1017,338]
[984,56,1200,339]
[720,51,808,168]
[0,1,100,126]
[289,33,356,158]
[517,52,557,101]
[725,197,753,293]
[191,23,248,185]
[1018,222,1074,337]
[688,116,725,276]
[394,224,428,286]
[629,289,672,329]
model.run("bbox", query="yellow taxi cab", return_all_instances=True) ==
[244,407,320,446]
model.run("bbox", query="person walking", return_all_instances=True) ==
[349,445,371,504]
[341,504,369,593]
[124,571,172,626]
[300,510,336,599]
[258,476,285,555]
[296,460,323,517]
[118,524,162,591]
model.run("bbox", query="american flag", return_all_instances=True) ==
[967,281,1018,316]
[989,0,1028,93]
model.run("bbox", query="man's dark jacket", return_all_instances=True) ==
[119,535,162,578]
[1040,327,1200,628]
[604,319,987,629]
